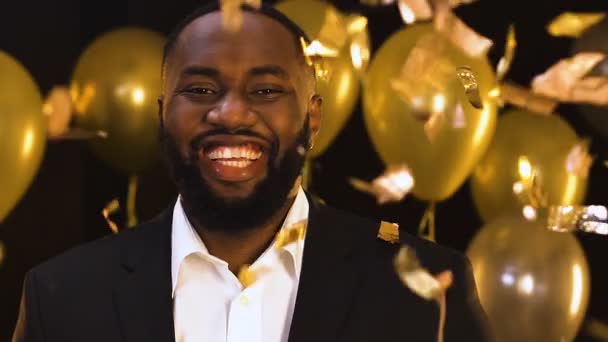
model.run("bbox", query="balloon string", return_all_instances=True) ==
[418,202,436,242]
[302,158,313,191]
[437,292,447,342]
[127,175,138,228]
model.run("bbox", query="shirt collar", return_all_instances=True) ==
[171,187,309,295]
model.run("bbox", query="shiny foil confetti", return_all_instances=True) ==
[547,205,608,235]
[547,12,606,38]
[456,66,483,109]
[512,156,548,209]
[317,7,349,51]
[532,52,608,106]
[391,33,456,119]
[349,165,414,204]
[237,264,272,288]
[424,110,445,143]
[565,139,593,178]
[394,246,446,300]
[274,221,307,249]
[299,37,336,81]
[43,86,73,138]
[433,5,492,58]
[102,198,121,234]
[496,25,517,82]
[499,82,558,115]
[345,15,371,72]
[220,0,262,32]
[397,0,433,24]
[378,221,400,243]
[0,241,5,267]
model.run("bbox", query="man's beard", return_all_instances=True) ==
[160,118,310,233]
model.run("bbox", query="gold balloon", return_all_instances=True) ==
[363,24,497,201]
[275,0,360,158]
[467,215,590,341]
[71,28,165,173]
[0,51,45,222]
[471,109,587,222]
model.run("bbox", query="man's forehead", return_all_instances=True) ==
[172,11,300,67]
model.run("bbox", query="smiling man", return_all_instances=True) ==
[13,2,491,342]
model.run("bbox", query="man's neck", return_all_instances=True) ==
[192,194,297,275]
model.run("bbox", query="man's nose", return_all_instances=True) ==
[205,92,257,131]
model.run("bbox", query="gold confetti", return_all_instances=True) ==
[547,12,606,38]
[394,246,448,300]
[317,6,349,51]
[345,15,371,72]
[378,221,400,243]
[451,103,466,128]
[499,82,558,115]
[349,165,415,204]
[102,198,120,234]
[433,5,492,58]
[71,82,96,115]
[274,221,306,249]
[424,110,445,143]
[547,205,608,235]
[397,0,433,24]
[237,264,272,288]
[220,0,262,33]
[566,139,593,178]
[532,52,608,106]
[512,156,548,209]
[496,25,517,82]
[391,33,455,119]
[456,66,483,109]
[43,86,73,138]
[0,241,5,267]
[302,40,340,58]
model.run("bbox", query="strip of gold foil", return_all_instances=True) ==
[547,12,606,38]
[496,25,517,82]
[102,199,120,234]
[274,221,307,249]
[349,165,414,204]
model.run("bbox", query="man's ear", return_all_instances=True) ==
[157,95,165,128]
[308,94,322,147]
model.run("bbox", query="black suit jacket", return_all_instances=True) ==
[13,198,491,341]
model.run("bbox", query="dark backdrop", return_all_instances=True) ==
[1,0,607,340]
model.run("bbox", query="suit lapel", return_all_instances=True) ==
[113,209,176,342]
[288,197,376,342]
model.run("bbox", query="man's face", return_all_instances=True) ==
[160,11,321,230]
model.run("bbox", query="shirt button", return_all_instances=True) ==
[240,296,250,306]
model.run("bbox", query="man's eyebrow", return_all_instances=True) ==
[180,66,220,79]
[248,65,290,80]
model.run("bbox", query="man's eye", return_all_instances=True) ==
[182,87,216,95]
[253,89,282,96]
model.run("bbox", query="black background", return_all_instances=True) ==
[1,0,607,340]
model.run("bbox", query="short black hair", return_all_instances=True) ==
[162,1,311,69]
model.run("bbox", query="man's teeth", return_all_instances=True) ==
[216,160,253,168]
[206,146,262,161]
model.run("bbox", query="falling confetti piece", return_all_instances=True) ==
[394,246,449,300]
[513,156,548,209]
[237,264,272,288]
[397,0,433,24]
[434,5,492,58]
[532,52,608,106]
[451,103,466,128]
[43,86,73,138]
[349,165,415,204]
[391,33,456,119]
[102,198,121,234]
[0,241,5,267]
[302,40,340,58]
[220,0,262,33]
[496,25,517,82]
[566,139,593,178]
[345,15,371,72]
[424,110,445,142]
[522,205,538,221]
[547,205,608,235]
[547,12,606,38]
[275,221,307,249]
[500,82,558,115]
[317,6,349,51]
[456,66,483,109]
[378,221,400,243]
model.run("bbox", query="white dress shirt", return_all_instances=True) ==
[171,187,309,342]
